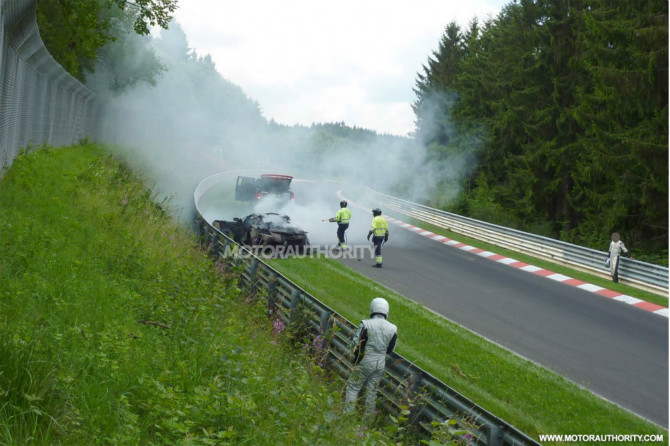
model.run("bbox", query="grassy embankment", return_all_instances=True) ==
[0,144,404,445]
[268,256,668,444]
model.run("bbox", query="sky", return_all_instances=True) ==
[171,0,510,137]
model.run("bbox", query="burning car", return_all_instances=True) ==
[213,213,310,253]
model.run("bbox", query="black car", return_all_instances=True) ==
[213,213,310,253]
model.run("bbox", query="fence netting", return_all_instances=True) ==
[0,0,98,176]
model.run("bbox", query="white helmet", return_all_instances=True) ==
[369,297,389,317]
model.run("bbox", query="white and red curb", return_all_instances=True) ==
[385,216,669,318]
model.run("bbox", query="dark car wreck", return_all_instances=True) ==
[213,213,310,255]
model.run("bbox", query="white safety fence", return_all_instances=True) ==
[0,0,98,177]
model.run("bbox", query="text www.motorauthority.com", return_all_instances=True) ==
[539,434,664,443]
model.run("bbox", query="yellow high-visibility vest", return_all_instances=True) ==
[336,208,351,224]
[370,216,389,237]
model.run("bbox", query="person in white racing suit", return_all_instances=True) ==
[608,232,631,283]
[344,297,398,416]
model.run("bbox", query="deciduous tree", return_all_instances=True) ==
[37,0,176,81]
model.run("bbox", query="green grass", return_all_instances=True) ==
[267,256,668,445]
[0,145,406,445]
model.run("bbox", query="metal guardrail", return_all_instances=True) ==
[364,188,669,295]
[194,214,541,446]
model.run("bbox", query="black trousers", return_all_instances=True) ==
[611,255,620,282]
[372,236,384,257]
[337,223,349,244]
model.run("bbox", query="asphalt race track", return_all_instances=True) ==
[336,213,668,427]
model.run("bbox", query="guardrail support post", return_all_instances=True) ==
[194,213,203,237]
[319,309,330,334]
[211,233,221,256]
[244,258,259,293]
[487,424,504,446]
[248,258,259,280]
[289,289,301,322]
[267,272,278,318]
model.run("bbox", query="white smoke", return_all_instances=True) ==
[89,22,481,230]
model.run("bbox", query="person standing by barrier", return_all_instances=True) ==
[367,208,388,268]
[344,297,397,417]
[608,232,631,283]
[329,200,351,249]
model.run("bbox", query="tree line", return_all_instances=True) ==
[413,0,668,263]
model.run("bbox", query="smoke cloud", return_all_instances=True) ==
[90,22,480,236]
